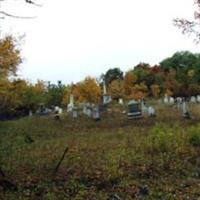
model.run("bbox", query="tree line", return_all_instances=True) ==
[1,36,200,118]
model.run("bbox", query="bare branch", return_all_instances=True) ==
[0,11,36,19]
[25,0,43,7]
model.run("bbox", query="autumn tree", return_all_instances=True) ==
[151,84,161,98]
[108,80,124,100]
[123,70,137,98]
[131,83,148,100]
[0,36,21,80]
[73,77,101,104]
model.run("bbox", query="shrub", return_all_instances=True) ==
[188,125,200,147]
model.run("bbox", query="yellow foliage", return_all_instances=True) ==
[73,77,101,104]
[61,86,71,106]
[35,80,47,93]
[124,71,137,97]
[108,80,124,99]
[130,83,148,100]
[0,36,21,80]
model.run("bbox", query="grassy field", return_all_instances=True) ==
[1,102,200,199]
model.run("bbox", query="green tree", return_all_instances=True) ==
[104,68,123,86]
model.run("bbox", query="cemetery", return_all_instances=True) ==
[1,94,200,199]
[1,1,200,199]
[1,52,200,199]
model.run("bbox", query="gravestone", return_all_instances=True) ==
[141,99,148,113]
[67,94,74,112]
[163,95,169,104]
[103,95,112,104]
[127,100,142,119]
[72,107,78,118]
[190,96,196,103]
[93,106,100,121]
[148,106,156,117]
[182,100,191,119]
[29,110,33,117]
[103,81,112,104]
[58,107,63,115]
[197,95,200,103]
[118,98,124,105]
[169,97,174,104]
[54,106,61,120]
[83,104,92,118]
[176,97,182,109]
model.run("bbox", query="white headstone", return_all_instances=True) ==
[190,96,196,103]
[197,95,200,103]
[118,98,124,105]
[67,94,74,112]
[141,100,148,113]
[181,100,190,118]
[148,106,156,116]
[164,96,169,103]
[169,97,174,104]
[55,106,59,112]
[58,108,63,115]
[103,81,107,95]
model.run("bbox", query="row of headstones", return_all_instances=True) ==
[67,103,101,120]
[163,96,200,104]
[163,97,191,118]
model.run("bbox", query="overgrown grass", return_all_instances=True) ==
[0,103,200,199]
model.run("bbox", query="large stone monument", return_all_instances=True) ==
[67,94,74,112]
[103,81,112,105]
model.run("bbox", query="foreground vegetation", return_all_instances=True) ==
[0,103,200,199]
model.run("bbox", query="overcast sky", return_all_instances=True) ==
[1,0,200,84]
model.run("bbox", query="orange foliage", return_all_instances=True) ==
[130,83,148,100]
[108,80,124,100]
[73,77,101,104]
[151,84,160,98]
[124,71,137,97]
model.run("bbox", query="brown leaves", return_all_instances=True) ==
[0,36,22,80]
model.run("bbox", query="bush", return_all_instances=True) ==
[188,125,200,147]
[149,123,183,153]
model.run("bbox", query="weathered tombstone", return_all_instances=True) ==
[197,95,200,103]
[127,100,142,119]
[54,106,61,120]
[169,97,174,104]
[29,110,33,117]
[58,108,63,115]
[163,95,169,104]
[182,100,191,119]
[82,104,87,115]
[103,95,112,104]
[141,99,148,113]
[148,106,156,117]
[67,94,74,112]
[103,81,112,105]
[72,107,78,118]
[93,106,100,121]
[190,96,196,103]
[118,98,124,105]
[84,104,92,118]
[176,97,182,109]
